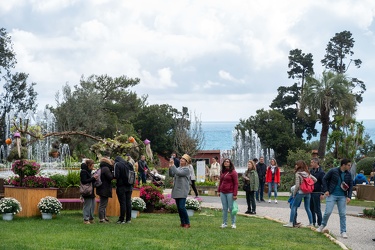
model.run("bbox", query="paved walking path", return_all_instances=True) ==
[164,190,374,250]
[201,194,374,250]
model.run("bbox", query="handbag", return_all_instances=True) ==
[79,182,93,196]
[242,182,250,192]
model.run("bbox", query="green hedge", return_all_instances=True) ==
[356,157,375,175]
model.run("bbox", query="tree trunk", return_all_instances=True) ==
[318,107,330,159]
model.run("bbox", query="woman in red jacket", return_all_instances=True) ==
[217,158,238,229]
[265,158,280,204]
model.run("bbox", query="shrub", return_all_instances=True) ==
[286,149,311,168]
[158,194,177,213]
[196,181,217,186]
[363,207,375,217]
[356,157,375,175]
[65,170,80,187]
[140,184,164,205]
[49,174,68,188]
[11,159,41,177]
[185,197,201,211]
[22,176,56,188]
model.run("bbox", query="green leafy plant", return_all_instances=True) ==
[49,174,68,188]
[131,197,146,211]
[37,196,63,214]
[65,170,80,188]
[196,180,217,186]
[0,197,22,214]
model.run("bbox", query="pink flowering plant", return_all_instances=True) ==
[140,184,164,205]
[0,197,22,214]
[6,176,56,188]
[37,196,63,214]
[158,194,177,213]
[11,160,40,176]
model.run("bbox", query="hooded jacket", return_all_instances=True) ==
[80,162,96,198]
[96,157,114,198]
[114,156,134,191]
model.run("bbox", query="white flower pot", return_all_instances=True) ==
[2,213,14,221]
[41,212,53,220]
[187,209,194,217]
[131,210,139,219]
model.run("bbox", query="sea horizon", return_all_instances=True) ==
[201,119,375,151]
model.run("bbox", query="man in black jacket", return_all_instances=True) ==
[317,158,353,239]
[138,155,149,184]
[114,156,134,224]
[310,158,325,227]
[256,157,267,202]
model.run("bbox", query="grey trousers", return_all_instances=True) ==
[83,197,95,221]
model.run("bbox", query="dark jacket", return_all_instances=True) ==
[114,156,133,191]
[96,157,114,198]
[323,167,353,199]
[138,160,149,174]
[80,163,96,198]
[256,162,267,181]
[310,166,325,194]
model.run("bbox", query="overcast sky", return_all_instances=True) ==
[1,0,374,122]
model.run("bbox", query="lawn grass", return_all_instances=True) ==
[1,209,342,250]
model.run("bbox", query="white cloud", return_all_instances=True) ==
[1,0,375,121]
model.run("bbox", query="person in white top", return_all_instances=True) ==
[210,156,220,182]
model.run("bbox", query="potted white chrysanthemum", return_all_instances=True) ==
[185,197,201,216]
[0,197,22,221]
[131,197,146,218]
[37,196,63,219]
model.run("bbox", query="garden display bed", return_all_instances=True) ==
[4,185,58,217]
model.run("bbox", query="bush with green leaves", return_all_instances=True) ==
[356,157,375,175]
[49,174,68,188]
[286,149,311,168]
[66,170,81,187]
[363,207,375,217]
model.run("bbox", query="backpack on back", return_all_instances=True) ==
[125,162,136,185]
[299,174,314,193]
[94,168,102,187]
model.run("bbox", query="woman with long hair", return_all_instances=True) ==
[217,158,238,229]
[265,158,280,203]
[284,160,317,228]
[243,160,259,214]
[80,159,98,224]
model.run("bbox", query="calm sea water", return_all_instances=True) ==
[202,120,375,150]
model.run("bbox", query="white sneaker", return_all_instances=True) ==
[220,223,227,229]
[268,199,271,203]
[283,223,293,228]
[274,199,278,204]
[231,224,236,229]
[341,232,348,239]
[316,225,324,233]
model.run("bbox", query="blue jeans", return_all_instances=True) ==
[310,193,323,226]
[220,192,236,225]
[321,195,347,233]
[289,193,312,224]
[268,182,278,199]
[175,198,190,225]
[256,179,265,201]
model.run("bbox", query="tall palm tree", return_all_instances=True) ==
[301,71,357,159]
